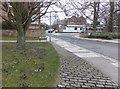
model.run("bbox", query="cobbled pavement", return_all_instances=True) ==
[52,43,119,89]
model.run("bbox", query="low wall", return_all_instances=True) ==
[2,29,46,37]
[2,29,17,36]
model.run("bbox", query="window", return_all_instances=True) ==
[75,27,77,30]
[80,27,83,30]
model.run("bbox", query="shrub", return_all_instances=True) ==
[86,35,95,38]
[86,33,118,40]
[2,21,15,29]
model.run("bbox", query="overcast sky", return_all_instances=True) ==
[41,0,86,25]
[41,0,119,25]
[41,4,66,25]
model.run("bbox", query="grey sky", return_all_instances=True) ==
[41,0,119,25]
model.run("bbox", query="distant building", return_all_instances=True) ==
[86,24,104,32]
[60,16,87,32]
[0,2,42,37]
[63,25,86,33]
[29,21,39,30]
[66,16,86,25]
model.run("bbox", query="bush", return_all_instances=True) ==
[2,21,15,29]
[96,34,112,39]
[85,33,119,40]
[85,35,95,38]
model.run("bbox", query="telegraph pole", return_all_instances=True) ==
[50,12,52,30]
[47,11,64,42]
[49,12,52,42]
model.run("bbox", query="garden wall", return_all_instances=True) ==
[2,29,46,37]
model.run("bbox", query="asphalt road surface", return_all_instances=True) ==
[48,33,118,61]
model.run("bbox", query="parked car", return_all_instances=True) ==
[47,29,54,33]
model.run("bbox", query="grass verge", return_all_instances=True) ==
[2,42,60,87]
[1,36,47,40]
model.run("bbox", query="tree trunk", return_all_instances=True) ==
[107,1,114,32]
[118,12,120,33]
[17,27,26,50]
[93,2,100,32]
[93,2,97,32]
[16,19,31,50]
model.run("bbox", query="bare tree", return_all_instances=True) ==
[1,1,56,49]
[55,1,100,24]
[98,3,109,25]
[107,1,114,32]
[92,1,100,32]
[116,1,120,33]
[53,0,118,33]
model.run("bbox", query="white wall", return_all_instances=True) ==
[63,26,86,32]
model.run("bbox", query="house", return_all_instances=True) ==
[63,25,86,33]
[60,16,87,32]
[0,3,42,37]
[52,19,67,32]
[0,2,7,37]
[26,20,41,37]
[67,16,86,25]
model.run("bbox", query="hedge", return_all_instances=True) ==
[86,33,119,40]
[1,21,15,29]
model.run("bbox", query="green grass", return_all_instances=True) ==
[2,42,60,87]
[0,48,2,88]
[1,36,47,40]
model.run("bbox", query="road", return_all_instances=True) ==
[48,33,118,61]
[48,33,119,84]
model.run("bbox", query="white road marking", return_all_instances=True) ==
[111,62,118,67]
[74,53,101,58]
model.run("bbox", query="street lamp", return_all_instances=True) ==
[49,12,52,42]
